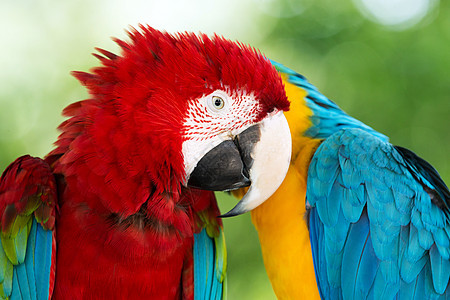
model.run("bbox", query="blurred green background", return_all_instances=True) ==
[0,0,449,298]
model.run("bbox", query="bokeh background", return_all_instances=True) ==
[1,0,449,298]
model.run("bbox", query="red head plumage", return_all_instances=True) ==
[50,25,288,227]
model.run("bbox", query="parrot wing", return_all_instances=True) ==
[193,225,227,300]
[307,128,450,299]
[0,155,56,299]
[181,190,226,300]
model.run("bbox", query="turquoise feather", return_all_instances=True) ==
[34,221,53,300]
[15,261,32,299]
[341,214,372,300]
[353,228,378,299]
[370,262,400,299]
[324,211,348,287]
[14,221,31,265]
[12,269,22,300]
[340,187,365,222]
[0,219,53,300]
[401,226,428,284]
[430,244,450,294]
[306,128,450,298]
[193,228,225,300]
[24,221,37,300]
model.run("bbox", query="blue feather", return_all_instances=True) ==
[340,187,365,222]
[370,263,400,300]
[398,276,419,300]
[424,260,443,300]
[353,230,378,299]
[429,245,450,294]
[436,244,450,261]
[433,228,450,250]
[11,269,22,300]
[401,253,428,283]
[34,221,53,300]
[324,210,350,254]
[193,228,225,300]
[316,157,340,184]
[323,209,349,287]
[309,208,328,299]
[412,268,427,300]
[393,189,413,222]
[25,221,37,299]
[308,128,450,298]
[15,261,31,299]
[406,225,427,261]
[341,213,375,299]
[419,228,435,250]
[194,230,208,300]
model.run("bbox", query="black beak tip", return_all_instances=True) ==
[218,211,240,218]
[218,201,248,218]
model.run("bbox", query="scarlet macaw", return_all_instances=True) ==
[229,61,450,299]
[0,27,292,299]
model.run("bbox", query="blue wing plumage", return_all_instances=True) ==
[307,128,450,299]
[1,219,54,300]
[193,228,227,300]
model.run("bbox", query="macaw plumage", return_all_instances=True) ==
[233,61,450,299]
[0,26,292,299]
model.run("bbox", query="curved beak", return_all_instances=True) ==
[186,111,291,217]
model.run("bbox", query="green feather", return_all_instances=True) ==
[0,238,17,266]
[0,243,12,299]
[0,242,7,282]
[14,220,32,264]
[214,229,227,282]
[0,245,12,298]
[4,214,30,239]
[1,217,32,265]
[22,196,41,216]
[0,283,7,299]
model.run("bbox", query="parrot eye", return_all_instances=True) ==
[203,90,229,114]
[212,96,225,110]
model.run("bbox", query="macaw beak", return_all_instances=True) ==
[186,111,291,217]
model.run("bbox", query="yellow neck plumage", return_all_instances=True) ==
[250,76,322,299]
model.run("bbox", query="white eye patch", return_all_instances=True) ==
[205,90,231,115]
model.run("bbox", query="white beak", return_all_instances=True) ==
[220,111,291,217]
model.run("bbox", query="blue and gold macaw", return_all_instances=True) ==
[231,61,450,299]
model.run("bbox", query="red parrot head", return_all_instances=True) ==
[53,26,291,221]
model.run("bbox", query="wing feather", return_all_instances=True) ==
[307,128,450,298]
[0,155,56,299]
[193,228,226,300]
